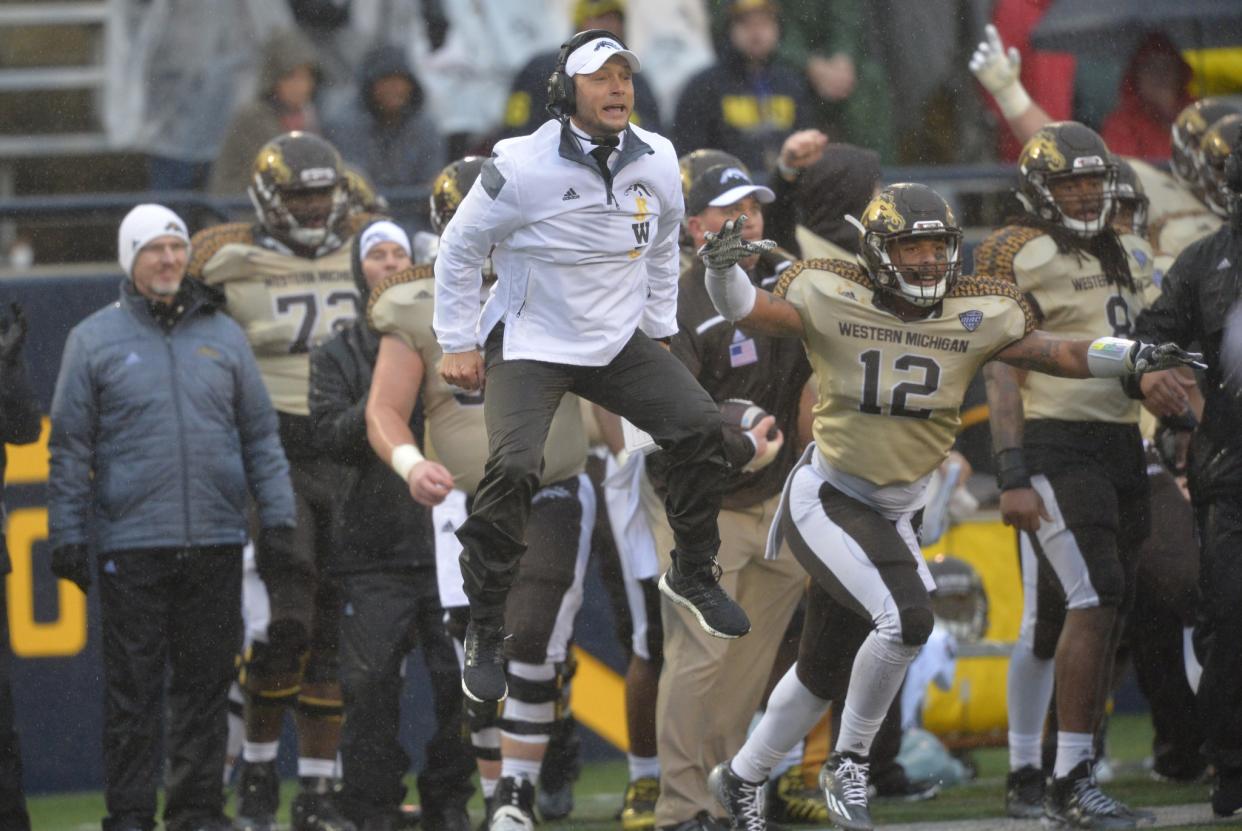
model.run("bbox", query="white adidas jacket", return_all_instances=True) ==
[433,119,683,365]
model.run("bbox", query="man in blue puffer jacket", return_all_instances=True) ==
[47,203,295,831]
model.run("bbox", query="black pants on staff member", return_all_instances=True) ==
[98,546,242,831]
[0,562,30,831]
[1196,494,1242,781]
[337,568,475,828]
[457,326,731,629]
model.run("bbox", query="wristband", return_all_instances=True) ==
[391,443,425,481]
[994,82,1033,119]
[1086,337,1138,378]
[994,447,1032,491]
[777,158,799,181]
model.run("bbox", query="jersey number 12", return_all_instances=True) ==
[859,350,941,419]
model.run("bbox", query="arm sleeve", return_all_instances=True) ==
[640,165,684,340]
[232,332,296,530]
[0,352,42,446]
[433,154,526,353]
[308,343,369,466]
[47,329,97,549]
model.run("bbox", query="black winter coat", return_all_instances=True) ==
[1132,222,1242,502]
[309,320,434,571]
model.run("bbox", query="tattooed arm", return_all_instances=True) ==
[993,330,1092,377]
[737,288,806,338]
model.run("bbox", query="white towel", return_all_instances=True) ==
[432,489,470,609]
[603,450,661,580]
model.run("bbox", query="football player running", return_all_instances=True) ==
[699,183,1199,831]
[189,132,374,831]
[365,157,595,831]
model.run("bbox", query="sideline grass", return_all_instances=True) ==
[27,714,1225,830]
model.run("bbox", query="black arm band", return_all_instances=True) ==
[994,447,1032,491]
[1120,373,1145,400]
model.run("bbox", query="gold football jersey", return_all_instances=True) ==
[775,260,1035,486]
[975,226,1152,424]
[189,223,360,416]
[369,271,587,496]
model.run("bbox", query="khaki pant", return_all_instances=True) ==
[644,481,807,826]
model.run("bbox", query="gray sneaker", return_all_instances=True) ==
[708,762,767,831]
[1042,762,1135,829]
[819,752,872,831]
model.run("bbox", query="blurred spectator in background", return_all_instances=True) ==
[1100,33,1194,162]
[983,0,1076,161]
[288,0,367,115]
[500,0,663,140]
[620,0,714,120]
[324,44,445,227]
[415,1,565,157]
[210,29,323,195]
[779,0,895,163]
[121,0,292,192]
[0,302,39,831]
[674,0,812,178]
[870,0,992,164]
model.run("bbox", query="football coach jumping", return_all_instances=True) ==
[433,29,758,705]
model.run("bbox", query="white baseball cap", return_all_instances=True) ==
[117,204,190,276]
[565,36,641,77]
[359,220,411,259]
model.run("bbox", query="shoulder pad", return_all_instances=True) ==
[772,258,867,298]
[1146,210,1210,253]
[342,211,387,240]
[366,264,436,330]
[972,226,1045,282]
[188,222,255,279]
[950,275,1039,336]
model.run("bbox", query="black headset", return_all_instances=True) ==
[545,29,627,121]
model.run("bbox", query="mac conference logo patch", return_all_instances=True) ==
[958,310,983,332]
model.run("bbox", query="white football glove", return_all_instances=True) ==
[969,24,1032,118]
[697,215,776,271]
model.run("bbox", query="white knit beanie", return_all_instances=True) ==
[117,204,190,276]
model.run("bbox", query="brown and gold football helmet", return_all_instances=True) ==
[248,131,350,253]
[1017,121,1117,237]
[853,183,963,308]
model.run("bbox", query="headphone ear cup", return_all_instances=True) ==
[562,73,575,116]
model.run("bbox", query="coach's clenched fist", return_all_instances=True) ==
[440,350,485,391]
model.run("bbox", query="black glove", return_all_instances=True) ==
[1131,342,1206,373]
[51,543,91,593]
[255,525,296,580]
[0,303,27,364]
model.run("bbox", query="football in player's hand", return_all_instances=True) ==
[720,399,779,439]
